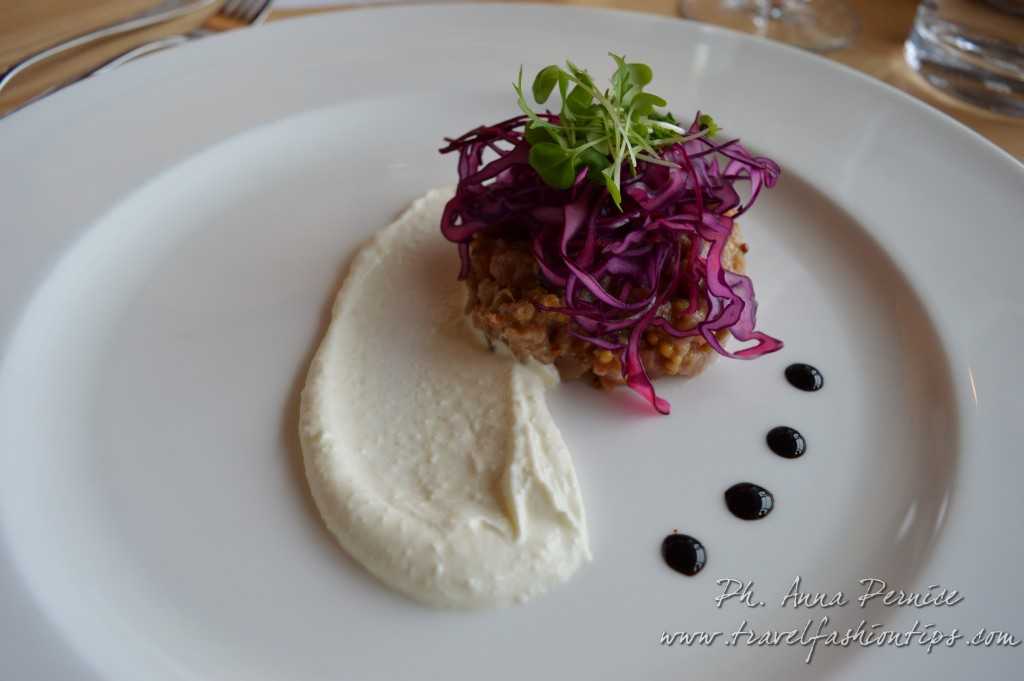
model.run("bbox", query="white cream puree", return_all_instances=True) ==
[299,188,590,608]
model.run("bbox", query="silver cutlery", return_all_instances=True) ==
[0,0,274,116]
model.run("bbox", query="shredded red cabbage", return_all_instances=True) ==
[439,113,782,414]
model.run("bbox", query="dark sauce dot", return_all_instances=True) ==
[766,426,806,459]
[724,483,775,520]
[661,534,706,576]
[785,363,824,391]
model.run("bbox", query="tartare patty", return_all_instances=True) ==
[464,227,749,390]
[441,57,783,413]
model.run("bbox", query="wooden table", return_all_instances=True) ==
[2,0,1021,159]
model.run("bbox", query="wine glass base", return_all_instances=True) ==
[679,0,860,52]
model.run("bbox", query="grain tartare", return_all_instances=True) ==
[464,229,749,390]
[440,55,782,413]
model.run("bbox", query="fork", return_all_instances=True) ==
[0,0,274,113]
[94,0,275,72]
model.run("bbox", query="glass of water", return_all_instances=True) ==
[905,0,1024,117]
[678,0,859,52]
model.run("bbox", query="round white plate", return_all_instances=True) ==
[2,5,1022,680]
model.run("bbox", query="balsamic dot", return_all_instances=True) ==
[661,534,706,576]
[724,483,775,520]
[785,363,824,392]
[766,426,807,459]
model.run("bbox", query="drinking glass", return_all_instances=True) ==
[905,0,1024,117]
[678,0,859,52]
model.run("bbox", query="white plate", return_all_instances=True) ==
[2,5,1022,680]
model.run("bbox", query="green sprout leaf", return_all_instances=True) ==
[627,62,653,87]
[529,142,577,189]
[532,65,564,104]
[524,125,555,146]
[577,147,611,178]
[565,85,594,116]
[698,113,720,137]
[631,92,667,117]
[601,165,622,206]
[564,60,595,88]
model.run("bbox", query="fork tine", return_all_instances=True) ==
[253,1,274,24]
[220,0,272,24]
[236,1,256,22]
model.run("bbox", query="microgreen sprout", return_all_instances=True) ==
[512,53,718,208]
